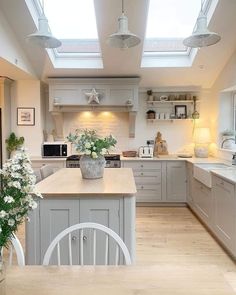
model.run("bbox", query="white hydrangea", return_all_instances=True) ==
[85,149,91,155]
[0,210,7,218]
[85,142,91,149]
[91,152,98,159]
[101,148,107,155]
[4,195,14,203]
[8,219,15,226]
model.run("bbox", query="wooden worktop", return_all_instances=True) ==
[36,168,136,196]
[6,265,235,295]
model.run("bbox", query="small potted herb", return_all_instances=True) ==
[5,132,24,158]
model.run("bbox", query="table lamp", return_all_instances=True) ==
[194,127,211,158]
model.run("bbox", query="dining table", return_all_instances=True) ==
[5,265,235,295]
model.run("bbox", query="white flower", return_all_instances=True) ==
[91,142,94,146]
[101,148,107,155]
[29,200,37,210]
[0,210,7,218]
[85,149,91,155]
[93,146,96,151]
[85,142,91,149]
[0,227,2,233]
[91,152,98,159]
[8,219,15,226]
[4,195,14,203]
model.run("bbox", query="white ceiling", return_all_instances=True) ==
[1,0,236,88]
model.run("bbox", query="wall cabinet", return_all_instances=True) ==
[212,176,236,253]
[26,196,135,265]
[122,160,186,203]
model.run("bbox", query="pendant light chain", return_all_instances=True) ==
[122,0,124,14]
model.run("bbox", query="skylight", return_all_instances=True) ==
[40,0,101,55]
[144,0,202,53]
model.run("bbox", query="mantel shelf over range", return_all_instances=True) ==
[147,119,194,123]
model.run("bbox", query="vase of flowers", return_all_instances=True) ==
[0,149,42,293]
[67,129,117,179]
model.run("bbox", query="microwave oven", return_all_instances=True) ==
[42,142,69,157]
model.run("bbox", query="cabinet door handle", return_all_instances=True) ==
[141,172,144,176]
[72,236,77,241]
[141,165,143,168]
[141,186,144,189]
[83,235,87,241]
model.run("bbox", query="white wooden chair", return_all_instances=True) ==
[40,165,54,179]
[43,222,131,266]
[1,234,25,266]
[34,169,42,183]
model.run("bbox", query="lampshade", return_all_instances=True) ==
[194,127,211,143]
[27,13,62,49]
[107,0,141,49]
[183,11,221,48]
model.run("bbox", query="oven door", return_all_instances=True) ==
[43,144,62,157]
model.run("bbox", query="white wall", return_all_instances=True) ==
[11,80,44,156]
[206,49,236,161]
[0,9,36,78]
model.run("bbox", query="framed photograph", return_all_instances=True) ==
[175,105,187,119]
[17,108,35,126]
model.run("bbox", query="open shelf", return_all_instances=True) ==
[147,100,199,105]
[147,118,194,123]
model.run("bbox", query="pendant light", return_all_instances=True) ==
[183,0,221,48]
[107,0,141,49]
[27,0,61,49]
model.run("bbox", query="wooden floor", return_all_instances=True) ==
[16,206,236,292]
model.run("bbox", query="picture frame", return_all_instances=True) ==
[17,108,35,126]
[175,105,187,119]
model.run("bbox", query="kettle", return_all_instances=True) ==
[139,146,154,158]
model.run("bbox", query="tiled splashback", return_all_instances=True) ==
[62,94,194,154]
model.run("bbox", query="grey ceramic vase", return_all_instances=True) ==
[79,155,106,179]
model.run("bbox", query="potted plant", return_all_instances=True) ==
[0,149,42,292]
[147,90,154,101]
[67,129,117,179]
[5,133,24,158]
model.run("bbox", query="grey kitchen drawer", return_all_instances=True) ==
[123,161,161,170]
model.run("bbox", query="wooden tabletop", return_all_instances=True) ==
[6,265,235,295]
[36,168,137,195]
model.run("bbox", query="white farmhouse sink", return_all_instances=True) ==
[193,163,231,188]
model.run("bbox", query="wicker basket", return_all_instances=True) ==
[122,151,137,157]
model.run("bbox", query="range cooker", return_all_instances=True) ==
[66,154,121,168]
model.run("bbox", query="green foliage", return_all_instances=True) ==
[0,150,42,248]
[5,133,24,153]
[67,129,117,159]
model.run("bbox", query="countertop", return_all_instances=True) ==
[6,265,235,295]
[36,168,136,196]
[211,168,236,184]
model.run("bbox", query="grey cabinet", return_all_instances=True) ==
[31,159,66,173]
[40,199,80,265]
[212,176,236,253]
[192,179,212,228]
[122,161,163,202]
[80,198,122,265]
[26,196,135,265]
[186,162,194,207]
[166,162,186,202]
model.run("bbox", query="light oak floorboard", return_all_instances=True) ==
[15,206,236,291]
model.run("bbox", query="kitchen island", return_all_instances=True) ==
[26,168,136,265]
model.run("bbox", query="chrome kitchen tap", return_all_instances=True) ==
[221,138,235,148]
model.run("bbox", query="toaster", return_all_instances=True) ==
[139,146,154,158]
